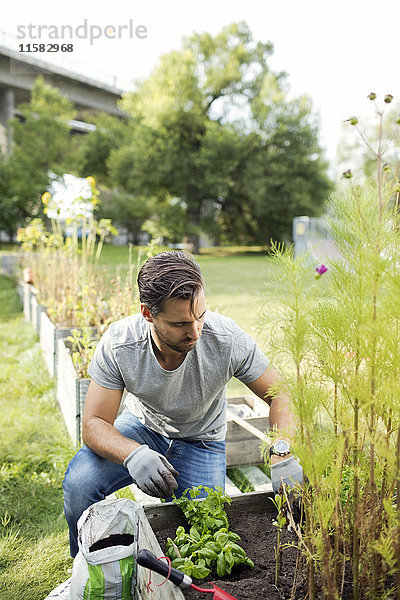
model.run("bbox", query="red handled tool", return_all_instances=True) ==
[137,549,239,600]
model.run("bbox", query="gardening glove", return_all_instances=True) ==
[271,456,303,524]
[124,444,179,499]
[271,456,303,493]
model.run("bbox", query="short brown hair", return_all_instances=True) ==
[137,251,204,316]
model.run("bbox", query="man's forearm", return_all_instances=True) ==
[269,394,296,439]
[83,417,140,464]
[268,395,297,465]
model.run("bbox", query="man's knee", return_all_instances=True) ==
[62,447,100,502]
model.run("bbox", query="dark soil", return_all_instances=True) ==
[154,505,309,600]
[89,533,135,552]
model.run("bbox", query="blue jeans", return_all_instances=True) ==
[63,410,226,557]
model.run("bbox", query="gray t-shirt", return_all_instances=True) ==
[88,311,269,441]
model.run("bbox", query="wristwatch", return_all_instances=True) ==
[269,439,291,458]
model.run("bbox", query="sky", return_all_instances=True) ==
[2,0,400,173]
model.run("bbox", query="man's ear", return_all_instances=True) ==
[141,304,153,322]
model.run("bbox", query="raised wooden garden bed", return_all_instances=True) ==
[30,290,46,334]
[40,312,77,377]
[56,338,91,445]
[226,396,269,467]
[135,491,305,600]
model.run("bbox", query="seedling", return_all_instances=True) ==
[168,486,254,579]
[270,493,287,588]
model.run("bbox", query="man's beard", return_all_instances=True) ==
[152,323,197,354]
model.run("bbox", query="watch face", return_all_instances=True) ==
[274,440,290,454]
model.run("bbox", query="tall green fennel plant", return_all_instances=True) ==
[260,94,400,600]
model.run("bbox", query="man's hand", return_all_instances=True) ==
[271,456,303,525]
[270,455,303,493]
[124,445,179,498]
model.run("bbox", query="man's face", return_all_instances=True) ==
[143,289,206,355]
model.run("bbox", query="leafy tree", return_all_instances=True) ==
[74,113,129,185]
[142,196,189,245]
[0,155,19,240]
[7,75,76,223]
[109,21,331,250]
[98,188,153,244]
[245,94,332,244]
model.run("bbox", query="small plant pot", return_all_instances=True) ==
[22,267,34,284]
[39,312,97,377]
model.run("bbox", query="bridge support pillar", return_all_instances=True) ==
[0,88,15,155]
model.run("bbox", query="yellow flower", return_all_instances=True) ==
[42,192,51,205]
[86,176,96,186]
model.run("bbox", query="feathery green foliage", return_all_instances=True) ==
[261,96,400,599]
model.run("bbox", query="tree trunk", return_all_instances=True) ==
[186,199,202,254]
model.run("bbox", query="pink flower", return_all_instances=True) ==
[315,264,328,279]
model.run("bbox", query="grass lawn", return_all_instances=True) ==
[0,274,75,599]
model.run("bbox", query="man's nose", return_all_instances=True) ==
[187,321,201,340]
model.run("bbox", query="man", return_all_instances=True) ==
[63,251,302,558]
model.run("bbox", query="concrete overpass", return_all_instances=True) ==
[0,31,132,153]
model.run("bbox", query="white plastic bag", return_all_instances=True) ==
[69,498,140,600]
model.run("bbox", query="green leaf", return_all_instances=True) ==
[190,526,201,541]
[205,541,221,553]
[225,550,235,568]
[214,532,229,546]
[171,558,186,569]
[246,558,254,568]
[180,558,195,576]
[231,543,246,557]
[216,552,226,577]
[197,547,218,561]
[192,564,211,579]
[179,543,191,557]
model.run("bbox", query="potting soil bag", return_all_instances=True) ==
[69,497,140,600]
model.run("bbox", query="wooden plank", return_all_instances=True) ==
[226,417,269,441]
[228,414,265,441]
[142,501,184,531]
[226,417,269,467]
[226,439,264,467]
[226,416,269,467]
[225,491,274,516]
[39,312,56,376]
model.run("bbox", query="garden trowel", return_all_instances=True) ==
[137,549,239,599]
